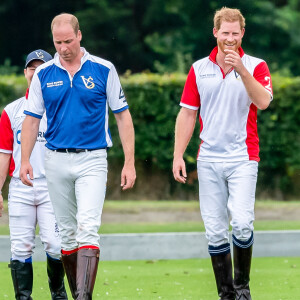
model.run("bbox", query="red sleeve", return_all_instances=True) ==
[253,61,273,96]
[0,110,14,152]
[180,66,200,108]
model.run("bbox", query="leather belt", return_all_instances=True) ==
[55,149,90,153]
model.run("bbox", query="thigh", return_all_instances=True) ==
[36,181,61,259]
[8,178,37,259]
[197,161,230,246]
[75,150,108,247]
[227,161,258,239]
[44,149,77,250]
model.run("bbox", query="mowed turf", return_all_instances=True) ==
[1,220,300,235]
[1,200,300,235]
[0,257,299,299]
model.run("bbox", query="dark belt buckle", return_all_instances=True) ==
[75,149,85,153]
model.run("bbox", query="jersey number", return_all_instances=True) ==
[264,76,272,93]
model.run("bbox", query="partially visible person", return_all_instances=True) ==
[20,14,136,299]
[173,7,272,300]
[0,50,67,300]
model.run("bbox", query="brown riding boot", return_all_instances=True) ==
[76,248,100,300]
[61,251,78,299]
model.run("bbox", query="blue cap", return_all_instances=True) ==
[25,49,53,68]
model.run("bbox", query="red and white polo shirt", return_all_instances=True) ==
[0,93,47,178]
[180,46,273,162]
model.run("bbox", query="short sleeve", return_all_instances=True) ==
[0,110,13,153]
[24,71,45,119]
[106,65,128,113]
[253,61,273,98]
[180,66,200,110]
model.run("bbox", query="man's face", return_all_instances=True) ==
[213,21,245,54]
[52,23,82,63]
[24,60,43,87]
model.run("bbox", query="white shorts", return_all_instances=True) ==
[44,149,107,251]
[197,160,258,247]
[8,177,61,260]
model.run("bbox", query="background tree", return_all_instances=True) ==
[0,0,300,75]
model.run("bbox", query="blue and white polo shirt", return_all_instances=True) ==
[24,48,128,150]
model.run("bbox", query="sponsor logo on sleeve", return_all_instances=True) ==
[119,87,127,103]
[119,87,125,99]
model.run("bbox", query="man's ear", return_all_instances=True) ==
[213,27,218,38]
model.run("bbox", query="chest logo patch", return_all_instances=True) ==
[81,76,95,89]
[234,70,241,80]
[199,74,216,79]
[47,81,63,87]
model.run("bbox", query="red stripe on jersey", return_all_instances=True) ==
[0,110,15,175]
[0,110,13,151]
[180,66,200,107]
[61,248,79,255]
[253,62,273,95]
[197,114,203,158]
[79,245,99,250]
[25,88,29,100]
[246,103,260,162]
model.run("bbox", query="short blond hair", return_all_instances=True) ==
[214,7,245,30]
[51,13,80,35]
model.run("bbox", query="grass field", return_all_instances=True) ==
[1,221,300,235]
[0,257,299,299]
[1,200,300,235]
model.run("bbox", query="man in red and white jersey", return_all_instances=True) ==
[173,7,273,300]
[0,50,67,299]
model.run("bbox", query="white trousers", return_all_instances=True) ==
[44,149,107,251]
[197,160,258,247]
[8,177,61,260]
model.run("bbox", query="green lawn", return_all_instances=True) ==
[1,200,300,235]
[0,257,299,299]
[1,220,300,235]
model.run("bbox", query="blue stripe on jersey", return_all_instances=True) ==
[24,110,43,119]
[37,60,112,150]
[113,105,129,114]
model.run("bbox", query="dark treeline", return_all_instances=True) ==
[0,0,300,75]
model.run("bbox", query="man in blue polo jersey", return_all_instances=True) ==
[20,13,136,299]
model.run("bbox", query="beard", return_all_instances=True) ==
[217,40,241,54]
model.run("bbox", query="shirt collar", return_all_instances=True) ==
[209,46,245,63]
[54,47,89,69]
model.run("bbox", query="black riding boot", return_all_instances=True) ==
[47,255,68,299]
[9,260,33,300]
[233,244,253,300]
[211,253,235,300]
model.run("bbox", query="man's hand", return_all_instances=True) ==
[173,156,187,184]
[121,163,136,190]
[20,161,34,187]
[0,194,3,217]
[224,49,245,75]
